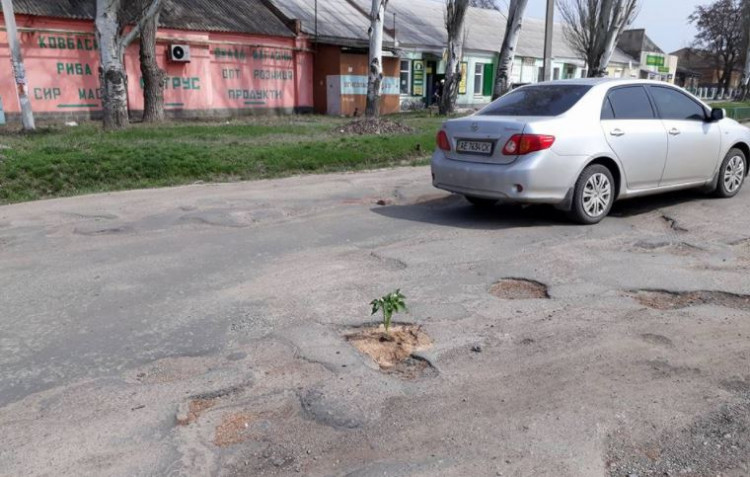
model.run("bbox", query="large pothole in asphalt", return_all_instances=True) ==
[630,289,750,311]
[345,324,436,379]
[490,278,550,300]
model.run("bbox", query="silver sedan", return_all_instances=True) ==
[431,79,749,224]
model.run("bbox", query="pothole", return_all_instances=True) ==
[630,289,750,311]
[632,240,703,254]
[490,278,550,300]
[344,324,435,379]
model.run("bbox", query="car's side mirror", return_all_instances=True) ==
[710,108,725,121]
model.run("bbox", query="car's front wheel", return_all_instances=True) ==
[570,164,615,225]
[714,148,747,198]
[464,195,498,208]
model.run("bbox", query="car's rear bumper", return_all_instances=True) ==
[431,149,583,205]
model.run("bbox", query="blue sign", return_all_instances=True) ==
[0,97,5,125]
[340,75,399,95]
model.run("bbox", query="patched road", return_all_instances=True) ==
[1,167,749,476]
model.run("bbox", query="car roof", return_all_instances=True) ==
[529,78,679,90]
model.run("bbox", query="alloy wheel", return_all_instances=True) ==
[582,173,612,217]
[724,155,746,193]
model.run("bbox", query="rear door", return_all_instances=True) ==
[601,86,668,190]
[647,86,721,185]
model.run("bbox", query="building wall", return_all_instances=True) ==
[0,15,314,120]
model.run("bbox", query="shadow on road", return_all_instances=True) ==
[371,194,569,230]
[373,189,714,230]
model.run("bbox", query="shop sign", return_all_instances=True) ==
[412,60,425,96]
[646,54,665,67]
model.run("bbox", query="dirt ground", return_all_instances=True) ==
[1,166,749,476]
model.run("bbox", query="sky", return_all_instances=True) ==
[524,0,707,54]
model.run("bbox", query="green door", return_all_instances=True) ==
[482,63,494,96]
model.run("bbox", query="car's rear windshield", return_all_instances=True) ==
[478,84,593,117]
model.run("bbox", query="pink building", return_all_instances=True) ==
[0,1,314,121]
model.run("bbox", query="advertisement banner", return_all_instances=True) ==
[412,60,425,96]
[459,62,468,95]
[340,75,399,95]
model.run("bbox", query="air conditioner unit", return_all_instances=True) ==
[169,44,191,62]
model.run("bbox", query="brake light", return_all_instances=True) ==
[502,134,555,155]
[437,130,451,151]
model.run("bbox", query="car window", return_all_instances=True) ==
[649,86,706,121]
[478,85,592,117]
[606,86,654,120]
[601,97,615,120]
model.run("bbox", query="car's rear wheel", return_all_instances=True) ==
[464,195,498,208]
[714,148,746,198]
[570,164,615,225]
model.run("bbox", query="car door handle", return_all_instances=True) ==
[669,128,681,136]
[610,129,625,137]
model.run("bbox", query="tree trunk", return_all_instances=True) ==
[440,32,463,115]
[493,0,528,99]
[366,0,387,118]
[440,0,469,115]
[96,3,129,130]
[139,10,166,122]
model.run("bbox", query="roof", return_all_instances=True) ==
[266,0,394,46]
[346,0,635,64]
[618,29,664,58]
[4,0,295,37]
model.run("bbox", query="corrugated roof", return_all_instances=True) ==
[3,0,294,37]
[347,0,636,64]
[268,0,373,42]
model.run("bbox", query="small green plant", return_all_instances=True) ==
[370,289,407,333]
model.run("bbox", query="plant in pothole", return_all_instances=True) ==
[370,289,407,334]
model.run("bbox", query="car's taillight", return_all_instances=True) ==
[502,134,555,155]
[437,130,451,151]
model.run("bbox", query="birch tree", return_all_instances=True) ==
[493,0,529,99]
[440,0,470,115]
[138,0,166,122]
[558,0,639,78]
[366,0,388,117]
[741,0,750,99]
[96,0,164,130]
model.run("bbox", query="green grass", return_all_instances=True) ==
[0,113,445,204]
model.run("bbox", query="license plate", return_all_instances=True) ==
[456,140,494,155]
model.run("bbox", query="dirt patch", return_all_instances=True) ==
[630,289,750,311]
[337,118,414,135]
[213,412,255,447]
[176,398,217,426]
[490,278,550,300]
[345,324,433,377]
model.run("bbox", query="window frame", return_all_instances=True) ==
[602,85,657,121]
[473,63,484,96]
[647,85,709,121]
[399,59,412,96]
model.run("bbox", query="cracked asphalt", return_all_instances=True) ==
[1,166,749,476]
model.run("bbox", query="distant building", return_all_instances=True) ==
[616,29,678,83]
[0,0,314,120]
[671,47,743,91]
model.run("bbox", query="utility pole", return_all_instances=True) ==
[542,0,554,82]
[1,0,35,130]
